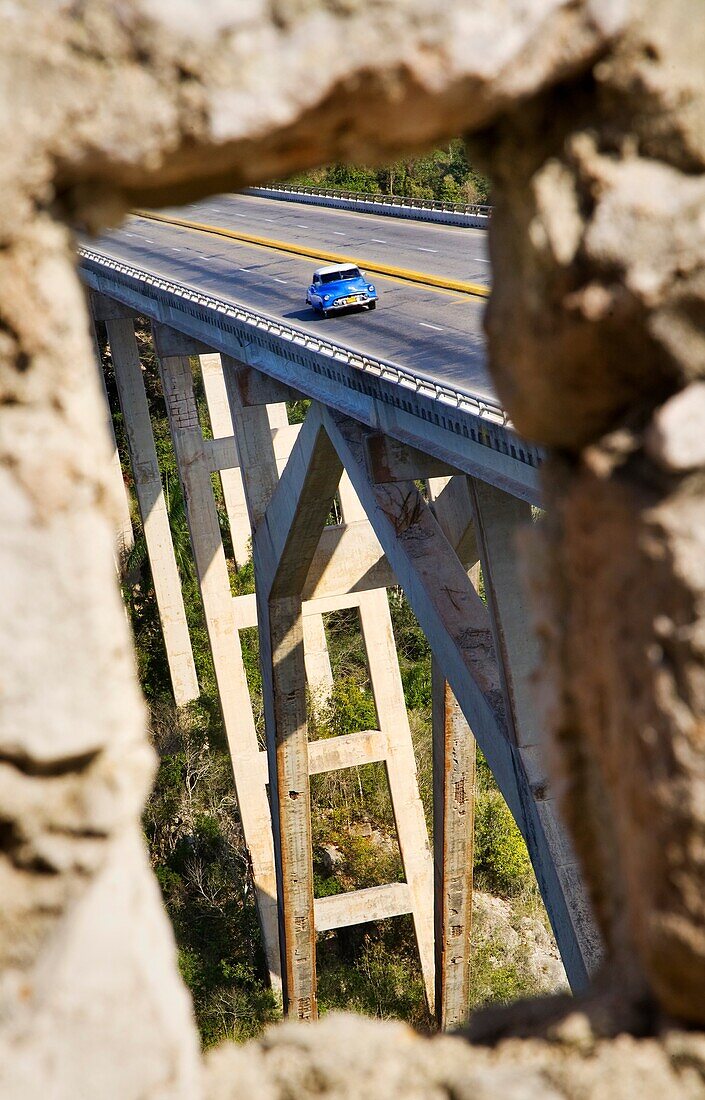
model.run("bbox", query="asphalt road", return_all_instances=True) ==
[92,193,496,402]
[164,192,491,287]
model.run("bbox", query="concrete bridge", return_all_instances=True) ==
[83,193,599,1028]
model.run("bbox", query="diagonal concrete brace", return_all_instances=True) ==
[321,406,590,992]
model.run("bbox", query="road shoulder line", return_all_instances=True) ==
[134,210,490,300]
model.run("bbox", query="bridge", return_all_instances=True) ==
[82,191,599,1028]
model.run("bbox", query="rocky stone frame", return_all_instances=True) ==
[1,1,704,1096]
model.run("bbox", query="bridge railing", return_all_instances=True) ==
[253,184,492,219]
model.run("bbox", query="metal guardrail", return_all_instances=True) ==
[79,246,509,429]
[260,184,492,219]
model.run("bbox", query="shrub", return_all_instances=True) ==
[474,787,533,896]
[402,661,431,710]
[321,676,377,738]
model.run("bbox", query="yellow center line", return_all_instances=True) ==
[133,209,490,301]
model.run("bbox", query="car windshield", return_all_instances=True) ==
[320,267,361,284]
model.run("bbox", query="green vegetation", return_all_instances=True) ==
[474,753,533,896]
[283,139,491,205]
[103,318,555,1050]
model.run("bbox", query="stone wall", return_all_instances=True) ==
[1,1,704,1096]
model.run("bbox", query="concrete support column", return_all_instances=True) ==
[222,356,279,528]
[301,613,334,709]
[199,353,251,568]
[90,316,134,563]
[263,592,316,1019]
[223,377,319,1016]
[432,659,476,1030]
[427,475,478,572]
[220,377,439,1015]
[252,410,344,1018]
[337,471,366,524]
[358,588,436,1013]
[103,316,198,707]
[267,402,290,430]
[425,474,479,1028]
[468,478,601,975]
[153,338,280,990]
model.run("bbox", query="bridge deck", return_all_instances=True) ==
[93,193,494,405]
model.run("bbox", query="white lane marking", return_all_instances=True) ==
[274,278,288,284]
[371,238,387,244]
[234,213,246,217]
[417,247,437,253]
[264,218,274,222]
[419,321,444,331]
[141,237,154,243]
[295,223,309,228]
[474,257,491,263]
[172,248,182,252]
[332,231,345,236]
[123,232,135,237]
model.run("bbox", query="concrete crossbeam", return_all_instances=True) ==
[302,591,366,616]
[366,433,458,483]
[232,592,258,630]
[233,588,384,632]
[314,883,412,933]
[249,729,388,787]
[226,360,302,408]
[307,730,387,774]
[196,423,302,476]
[205,435,240,473]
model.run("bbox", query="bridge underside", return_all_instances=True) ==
[90,287,600,1026]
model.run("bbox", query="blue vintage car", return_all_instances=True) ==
[306,263,378,317]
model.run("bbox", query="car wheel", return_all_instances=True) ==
[319,308,328,319]
[367,300,377,311]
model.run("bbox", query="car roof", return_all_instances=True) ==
[314,264,360,277]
